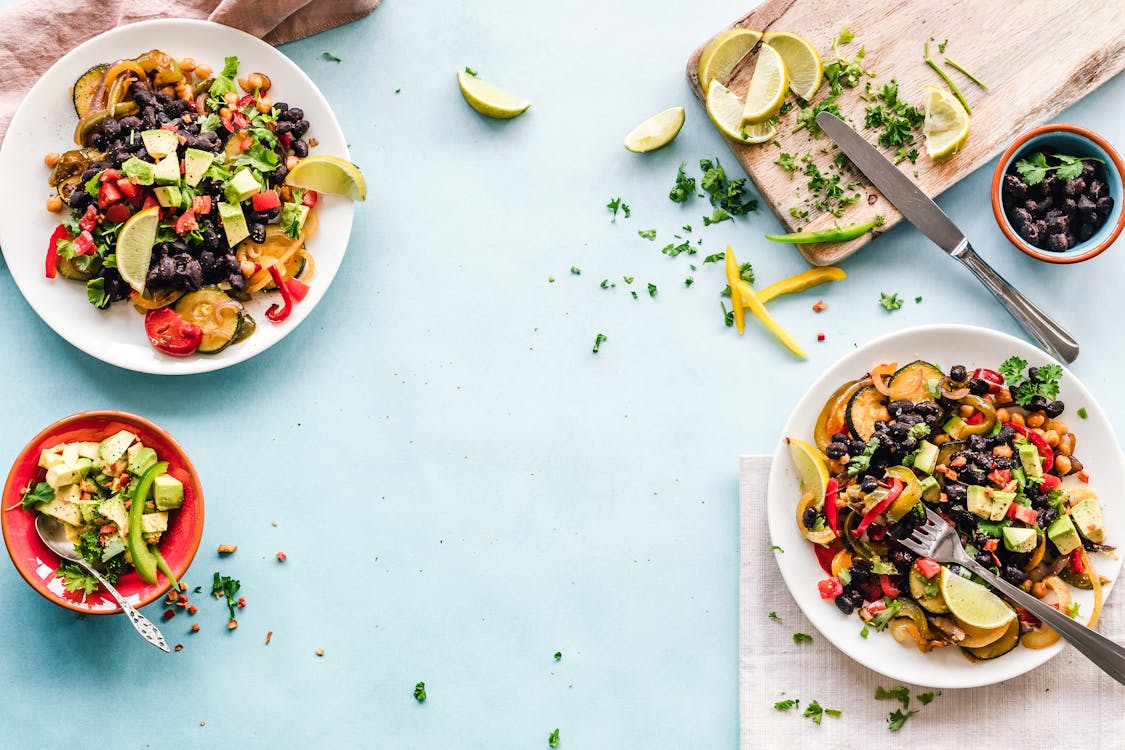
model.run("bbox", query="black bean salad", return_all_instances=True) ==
[43,50,361,357]
[793,357,1110,660]
[1003,150,1114,252]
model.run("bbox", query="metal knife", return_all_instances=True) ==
[816,111,1079,363]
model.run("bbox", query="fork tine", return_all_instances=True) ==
[923,506,948,528]
[897,535,930,556]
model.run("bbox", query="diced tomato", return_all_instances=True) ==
[966,411,984,426]
[73,230,96,256]
[251,190,281,212]
[301,190,318,208]
[104,203,132,224]
[161,121,179,131]
[192,195,212,215]
[1006,502,1038,524]
[285,277,310,301]
[1070,548,1085,574]
[142,195,160,210]
[1016,607,1041,628]
[280,133,292,148]
[818,576,844,599]
[114,178,139,199]
[878,574,900,598]
[78,205,98,232]
[972,368,1004,393]
[173,211,199,235]
[238,93,255,108]
[983,538,999,552]
[859,599,887,621]
[987,468,1011,487]
[915,557,941,580]
[144,307,203,357]
[239,136,254,151]
[97,181,123,208]
[98,168,121,183]
[1040,474,1061,490]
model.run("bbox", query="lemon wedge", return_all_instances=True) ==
[285,155,367,201]
[762,32,822,101]
[922,84,970,161]
[115,205,159,294]
[787,437,830,508]
[697,28,762,89]
[940,568,1016,632]
[623,106,685,153]
[457,70,531,120]
[740,43,788,125]
[706,80,776,144]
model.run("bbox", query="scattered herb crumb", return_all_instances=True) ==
[915,296,922,303]
[548,728,560,747]
[592,333,607,353]
[570,266,581,275]
[684,276,694,287]
[793,632,813,644]
[323,52,342,63]
[888,708,917,732]
[212,572,241,623]
[647,283,658,297]
[702,252,725,264]
[669,162,697,203]
[1077,407,1088,419]
[771,544,784,553]
[631,291,638,300]
[775,698,799,711]
[638,229,657,241]
[395,88,401,94]
[548,276,555,283]
[917,691,936,705]
[803,699,840,725]
[682,224,693,232]
[776,152,799,172]
[607,197,627,221]
[880,292,903,311]
[860,624,870,638]
[768,611,782,622]
[938,38,949,53]
[554,651,562,661]
[414,682,427,702]
[623,276,634,284]
[875,686,910,710]
[464,66,478,77]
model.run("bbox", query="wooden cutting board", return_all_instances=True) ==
[687,0,1125,265]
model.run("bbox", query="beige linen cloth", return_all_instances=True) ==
[740,455,1124,749]
[0,0,379,143]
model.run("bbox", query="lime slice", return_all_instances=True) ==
[706,80,777,144]
[922,84,970,161]
[741,43,788,125]
[285,155,367,201]
[697,28,763,89]
[457,70,531,120]
[624,107,685,153]
[940,568,1016,631]
[787,437,829,507]
[115,205,159,294]
[762,32,822,101]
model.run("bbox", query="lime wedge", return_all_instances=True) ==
[922,84,970,161]
[762,32,823,101]
[940,568,1016,631]
[285,155,367,201]
[787,437,829,508]
[115,205,159,294]
[624,106,685,153]
[741,43,788,125]
[457,70,531,120]
[706,80,776,144]
[697,28,762,89]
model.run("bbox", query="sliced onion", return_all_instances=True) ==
[1023,625,1061,649]
[1023,534,1047,573]
[211,299,243,324]
[296,248,315,281]
[941,386,970,400]
[1079,548,1103,629]
[890,618,913,644]
[870,362,899,397]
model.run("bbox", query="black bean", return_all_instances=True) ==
[825,442,847,459]
[967,434,986,452]
[228,273,246,291]
[860,476,879,493]
[802,507,817,527]
[968,378,990,396]
[886,399,912,417]
[275,120,293,135]
[835,594,857,615]
[948,364,966,382]
[249,222,267,244]
[292,139,309,158]
[1045,400,1064,418]
[293,120,310,138]
[1046,233,1069,252]
[273,101,289,111]
[1001,566,1026,585]
[286,107,304,121]
[914,401,940,417]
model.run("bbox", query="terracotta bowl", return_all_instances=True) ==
[2,411,203,614]
[991,123,1125,264]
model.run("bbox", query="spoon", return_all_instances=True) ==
[36,515,169,652]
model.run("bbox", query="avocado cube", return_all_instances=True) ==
[152,156,181,186]
[218,201,250,247]
[121,157,155,186]
[76,442,100,460]
[280,202,309,234]
[127,446,158,476]
[988,490,1016,521]
[38,447,65,470]
[1002,526,1038,553]
[154,185,182,208]
[942,415,967,440]
[183,148,214,187]
[1070,497,1105,544]
[61,442,80,466]
[913,440,939,475]
[966,485,991,518]
[54,483,81,505]
[153,474,184,511]
[141,128,179,159]
[1047,515,1081,555]
[39,496,83,527]
[140,511,169,535]
[98,496,128,533]
[1018,442,1042,477]
[45,458,91,489]
[99,430,137,465]
[224,167,261,203]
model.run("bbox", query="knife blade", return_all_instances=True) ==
[815,111,1079,363]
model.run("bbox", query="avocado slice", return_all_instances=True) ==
[152,156,181,186]
[98,429,137,465]
[1018,442,1042,478]
[1002,526,1038,553]
[967,485,990,518]
[153,473,184,511]
[1047,514,1081,555]
[913,440,939,475]
[121,157,155,186]
[127,446,158,476]
[183,148,214,187]
[141,128,179,159]
[224,167,261,203]
[1070,497,1105,544]
[218,201,250,247]
[154,185,182,208]
[988,490,1016,521]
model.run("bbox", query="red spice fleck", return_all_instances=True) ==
[191,623,200,632]
[812,300,827,313]
[266,631,273,645]
[817,332,826,342]
[163,609,177,621]
[237,597,247,609]
[276,551,287,562]
[174,644,184,652]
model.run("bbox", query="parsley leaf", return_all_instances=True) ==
[414,681,426,702]
[793,632,813,644]
[703,207,731,226]
[998,355,1028,383]
[875,685,910,710]
[1000,356,1064,406]
[702,252,725,264]
[606,197,629,220]
[647,283,658,297]
[699,158,758,217]
[1015,151,1103,186]
[776,152,799,172]
[1078,407,1088,419]
[548,728,560,747]
[233,142,279,172]
[880,292,903,311]
[17,480,54,510]
[207,56,241,103]
[846,437,880,475]
[554,651,562,661]
[917,691,936,705]
[888,708,918,732]
[669,162,697,203]
[638,229,657,241]
[212,571,242,621]
[592,333,607,353]
[279,202,305,239]
[86,277,110,309]
[775,698,799,711]
[869,599,903,630]
[768,611,782,622]
[803,699,839,725]
[323,52,342,63]
[662,240,692,257]
[907,423,931,440]
[57,563,99,595]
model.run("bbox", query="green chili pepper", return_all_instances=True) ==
[127,461,167,586]
[765,216,884,244]
[957,395,997,435]
[152,548,179,593]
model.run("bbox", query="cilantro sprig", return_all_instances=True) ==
[999,355,1063,406]
[1015,152,1104,186]
[880,292,904,311]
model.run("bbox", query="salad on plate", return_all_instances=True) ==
[789,357,1110,660]
[43,50,365,357]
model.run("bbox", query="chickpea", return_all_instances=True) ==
[1032,581,1048,599]
[238,77,251,92]
[286,155,299,170]
[1031,427,1046,438]
[1009,412,1026,427]
[1047,419,1068,435]
[178,57,197,73]
[1026,412,1046,428]
[1044,429,1060,448]
[992,444,1013,458]
[255,95,273,114]
[160,85,175,97]
[958,404,974,418]
[253,73,271,93]
[995,407,1011,423]
[44,151,61,168]
[996,387,1013,405]
[1058,433,1075,456]
[194,63,213,79]
[219,107,232,119]
[1054,455,1073,476]
[46,195,63,212]
[247,73,265,91]
[223,91,240,107]
[934,433,950,446]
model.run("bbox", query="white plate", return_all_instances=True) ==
[0,19,354,374]
[767,324,1123,688]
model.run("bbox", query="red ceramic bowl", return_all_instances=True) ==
[2,411,203,614]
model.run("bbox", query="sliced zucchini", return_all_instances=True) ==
[964,616,1020,659]
[230,312,256,346]
[845,385,888,441]
[56,253,102,281]
[889,360,945,403]
[173,288,243,354]
[72,64,108,118]
[908,566,950,613]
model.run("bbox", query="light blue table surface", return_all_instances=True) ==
[2,1,1123,747]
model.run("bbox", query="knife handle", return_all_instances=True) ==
[953,244,1079,363]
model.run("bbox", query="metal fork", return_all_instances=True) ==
[899,506,1125,684]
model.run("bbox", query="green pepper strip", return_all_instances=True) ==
[956,395,997,435]
[923,41,971,114]
[841,510,877,562]
[765,217,884,244]
[152,548,180,593]
[944,58,989,90]
[127,461,167,586]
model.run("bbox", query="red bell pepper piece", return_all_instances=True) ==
[987,468,1011,487]
[301,190,318,208]
[1070,548,1085,574]
[144,307,203,357]
[45,224,70,278]
[813,540,842,575]
[983,538,999,552]
[192,195,212,215]
[173,211,199,235]
[251,190,281,212]
[285,277,309,302]
[878,574,900,598]
[160,121,179,132]
[73,230,96,256]
[97,181,123,208]
[1006,422,1054,472]
[823,478,839,533]
[972,368,1004,393]
[239,135,254,151]
[280,133,292,148]
[818,576,843,599]
[104,203,132,224]
[231,111,250,131]
[854,477,904,537]
[914,557,941,580]
[1006,502,1038,525]
[238,93,255,108]
[265,265,296,322]
[78,205,98,232]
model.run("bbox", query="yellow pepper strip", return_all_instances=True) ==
[724,246,746,334]
[734,278,808,359]
[757,267,846,304]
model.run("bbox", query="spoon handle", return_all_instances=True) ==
[81,561,170,653]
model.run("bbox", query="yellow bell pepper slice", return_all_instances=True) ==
[757,267,846,304]
[724,246,746,334]
[734,277,808,359]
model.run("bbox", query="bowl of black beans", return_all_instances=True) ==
[992,124,1124,263]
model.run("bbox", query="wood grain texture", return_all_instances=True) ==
[686,0,1125,265]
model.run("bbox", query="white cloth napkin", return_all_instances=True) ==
[739,455,1124,749]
